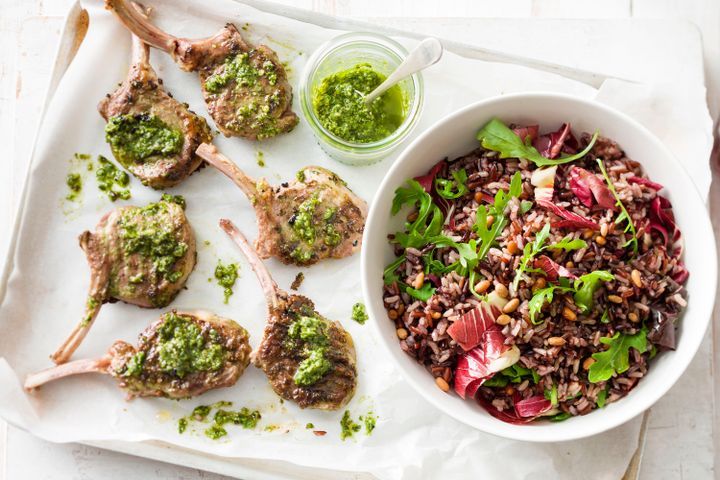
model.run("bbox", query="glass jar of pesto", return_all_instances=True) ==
[300,32,424,166]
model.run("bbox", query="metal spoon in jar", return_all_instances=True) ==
[363,38,443,105]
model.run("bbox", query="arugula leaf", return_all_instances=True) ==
[483,364,539,388]
[476,118,599,167]
[473,171,523,261]
[544,383,558,406]
[596,159,639,255]
[519,200,533,214]
[435,168,469,199]
[547,237,587,252]
[573,270,615,313]
[588,328,648,383]
[391,180,444,249]
[528,286,560,324]
[549,412,572,422]
[600,309,610,324]
[383,255,405,285]
[596,387,609,408]
[512,222,551,290]
[404,282,436,302]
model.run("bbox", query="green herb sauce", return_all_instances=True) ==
[312,63,406,144]
[122,351,145,377]
[65,173,82,201]
[156,312,225,378]
[340,410,361,440]
[351,302,368,325]
[256,150,265,167]
[305,422,314,429]
[204,52,278,94]
[118,201,187,282]
[160,193,186,209]
[214,260,239,304]
[286,315,332,386]
[362,412,377,434]
[177,401,261,440]
[292,194,321,244]
[96,155,131,201]
[105,113,183,165]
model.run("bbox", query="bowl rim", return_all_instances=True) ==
[360,91,717,442]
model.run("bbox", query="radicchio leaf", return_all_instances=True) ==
[672,264,689,285]
[534,255,577,281]
[513,125,539,143]
[515,395,553,418]
[537,198,600,230]
[647,306,678,350]
[569,167,616,210]
[453,326,513,399]
[476,396,531,425]
[533,123,571,159]
[447,303,502,351]
[648,196,682,255]
[426,273,441,287]
[414,159,446,193]
[628,176,664,191]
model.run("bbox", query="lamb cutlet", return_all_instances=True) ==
[220,220,357,410]
[106,0,298,140]
[28,310,251,399]
[197,143,367,266]
[98,7,213,189]
[51,199,196,365]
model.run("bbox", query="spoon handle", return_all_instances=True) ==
[364,37,443,104]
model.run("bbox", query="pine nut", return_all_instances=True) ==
[388,309,398,320]
[475,279,491,293]
[413,272,425,290]
[562,307,577,321]
[486,215,495,228]
[396,328,408,340]
[435,376,450,392]
[496,314,512,325]
[503,298,520,313]
[495,283,509,298]
[595,235,606,246]
[631,269,643,288]
[431,311,442,319]
[548,336,566,346]
[583,357,596,370]
[474,191,484,203]
[628,312,639,323]
[407,211,418,222]
[504,386,515,396]
[600,223,609,237]
[583,229,595,239]
[608,295,623,304]
[533,277,547,292]
[565,261,574,269]
[507,241,519,255]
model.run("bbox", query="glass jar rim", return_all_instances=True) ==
[300,32,424,152]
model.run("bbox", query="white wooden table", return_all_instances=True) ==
[1,1,719,479]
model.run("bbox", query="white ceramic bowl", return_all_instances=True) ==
[361,92,716,442]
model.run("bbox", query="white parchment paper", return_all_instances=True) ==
[0,1,713,479]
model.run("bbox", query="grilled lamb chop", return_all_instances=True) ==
[98,7,213,189]
[198,143,367,266]
[106,0,298,140]
[220,219,356,410]
[51,199,196,365]
[27,310,251,399]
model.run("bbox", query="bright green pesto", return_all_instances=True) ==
[160,193,186,210]
[65,173,82,201]
[214,407,261,430]
[362,412,377,434]
[105,113,183,165]
[292,194,321,244]
[351,302,368,325]
[204,52,277,94]
[96,155,131,201]
[177,401,261,440]
[118,202,188,282]
[286,315,332,386]
[156,312,225,378]
[312,63,406,144]
[123,351,145,377]
[214,260,239,304]
[340,410,361,441]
